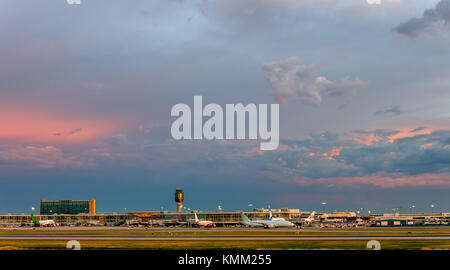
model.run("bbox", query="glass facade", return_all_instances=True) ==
[0,213,132,226]
[40,200,95,215]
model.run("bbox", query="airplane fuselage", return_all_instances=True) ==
[241,213,295,228]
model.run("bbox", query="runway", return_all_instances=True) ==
[1,235,450,241]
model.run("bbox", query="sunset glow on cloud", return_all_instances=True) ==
[287,174,450,189]
[0,105,126,144]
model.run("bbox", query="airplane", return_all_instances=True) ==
[291,211,317,226]
[154,219,189,227]
[194,213,215,227]
[267,208,287,221]
[305,211,316,223]
[240,212,295,228]
[31,213,57,227]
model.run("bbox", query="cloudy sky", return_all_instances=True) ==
[1,0,450,214]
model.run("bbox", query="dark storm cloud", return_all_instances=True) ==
[429,129,450,145]
[243,129,450,181]
[339,133,449,176]
[73,127,450,184]
[394,0,450,37]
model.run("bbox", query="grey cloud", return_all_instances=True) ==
[430,129,450,145]
[394,0,450,38]
[245,129,450,181]
[66,128,82,137]
[411,127,426,133]
[4,126,449,189]
[99,134,128,145]
[6,128,447,180]
[352,129,371,135]
[0,145,86,169]
[53,132,63,136]
[321,130,450,177]
[325,77,367,96]
[261,56,366,105]
[373,129,400,137]
[374,105,404,116]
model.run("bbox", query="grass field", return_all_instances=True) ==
[1,227,450,250]
[2,227,450,236]
[1,240,450,250]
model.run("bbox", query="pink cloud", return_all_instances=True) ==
[345,127,441,146]
[279,193,347,204]
[285,174,450,189]
[0,104,130,145]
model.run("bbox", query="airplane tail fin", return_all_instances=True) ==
[269,207,273,221]
[240,212,251,222]
[194,213,199,222]
[30,213,39,226]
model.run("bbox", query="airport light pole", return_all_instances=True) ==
[321,202,327,214]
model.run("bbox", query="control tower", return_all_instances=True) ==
[175,188,184,212]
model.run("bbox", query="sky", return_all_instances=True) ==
[1,0,450,214]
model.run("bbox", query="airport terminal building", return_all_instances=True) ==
[0,208,312,227]
[0,213,131,227]
[1,196,449,227]
[40,199,96,215]
[1,210,449,227]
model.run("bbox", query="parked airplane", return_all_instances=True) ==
[305,211,316,223]
[240,212,295,228]
[240,212,264,227]
[194,213,215,227]
[267,208,287,221]
[31,213,57,227]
